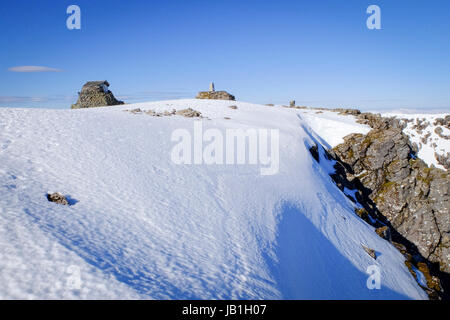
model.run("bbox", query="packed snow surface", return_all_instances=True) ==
[0,100,427,299]
[293,108,371,147]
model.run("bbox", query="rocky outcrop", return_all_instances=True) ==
[308,110,449,298]
[71,81,124,109]
[332,127,449,275]
[355,112,405,130]
[196,90,235,101]
[375,226,391,241]
[196,84,235,101]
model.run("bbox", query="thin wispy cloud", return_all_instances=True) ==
[8,65,62,73]
[0,95,76,104]
[0,96,44,103]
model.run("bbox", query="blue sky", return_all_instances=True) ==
[0,0,449,110]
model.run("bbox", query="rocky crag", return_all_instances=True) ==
[309,109,449,299]
[196,91,235,100]
[196,82,235,101]
[71,81,124,109]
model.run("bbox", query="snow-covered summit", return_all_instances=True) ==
[381,112,449,170]
[0,99,428,299]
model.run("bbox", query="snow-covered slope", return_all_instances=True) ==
[291,108,371,148]
[0,100,427,299]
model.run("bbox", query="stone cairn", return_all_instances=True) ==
[71,81,124,109]
[196,82,235,100]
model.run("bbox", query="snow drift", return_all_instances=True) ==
[0,100,427,299]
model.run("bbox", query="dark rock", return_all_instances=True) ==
[362,245,377,259]
[375,226,391,241]
[417,262,442,292]
[47,192,69,205]
[355,208,373,225]
[309,145,319,162]
[392,242,408,255]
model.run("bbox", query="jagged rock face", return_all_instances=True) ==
[333,127,450,273]
[196,91,235,100]
[71,81,124,109]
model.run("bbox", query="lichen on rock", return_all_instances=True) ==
[71,81,124,109]
[309,110,450,299]
[196,91,235,101]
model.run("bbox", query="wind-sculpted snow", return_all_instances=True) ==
[0,100,427,299]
